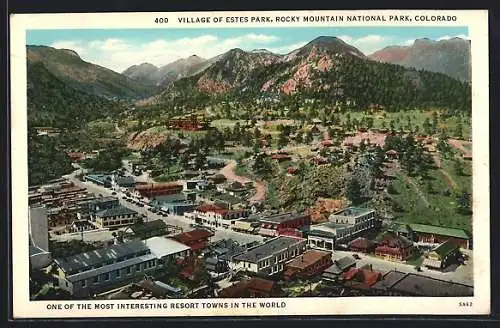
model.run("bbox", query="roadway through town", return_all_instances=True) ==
[54,168,264,246]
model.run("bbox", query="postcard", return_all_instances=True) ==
[10,9,489,318]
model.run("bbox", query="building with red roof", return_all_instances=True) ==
[283,249,332,280]
[67,152,85,161]
[218,277,282,298]
[340,267,382,291]
[349,237,376,253]
[134,182,183,199]
[374,233,415,261]
[171,229,214,251]
[191,204,249,229]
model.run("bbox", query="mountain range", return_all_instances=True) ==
[368,37,471,82]
[27,36,472,118]
[27,45,157,99]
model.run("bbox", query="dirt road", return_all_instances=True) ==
[219,161,266,202]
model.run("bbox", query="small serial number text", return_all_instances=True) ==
[459,302,473,307]
[154,18,169,23]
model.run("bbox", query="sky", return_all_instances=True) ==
[26,27,468,73]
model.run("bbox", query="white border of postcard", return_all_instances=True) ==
[10,9,490,317]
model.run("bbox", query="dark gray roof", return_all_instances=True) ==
[371,271,407,291]
[66,253,156,283]
[54,240,149,274]
[95,205,137,218]
[115,176,135,186]
[334,256,356,270]
[381,271,474,296]
[259,212,308,224]
[233,237,303,263]
[307,229,337,238]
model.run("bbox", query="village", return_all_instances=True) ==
[28,110,474,300]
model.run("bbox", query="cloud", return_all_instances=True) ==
[437,34,470,41]
[48,33,280,72]
[268,41,308,54]
[338,34,393,55]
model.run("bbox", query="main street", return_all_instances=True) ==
[56,168,263,246]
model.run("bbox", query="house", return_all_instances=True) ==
[68,220,96,233]
[322,256,357,282]
[128,219,168,239]
[171,229,214,252]
[408,223,471,249]
[374,233,415,261]
[224,181,251,197]
[29,206,51,269]
[371,271,473,296]
[207,173,227,184]
[258,212,311,237]
[339,266,382,292]
[92,205,138,229]
[385,149,399,160]
[387,222,414,240]
[67,152,85,161]
[232,236,307,276]
[218,277,282,298]
[54,240,158,297]
[422,240,460,269]
[144,236,191,266]
[204,257,228,273]
[283,249,332,280]
[349,237,376,253]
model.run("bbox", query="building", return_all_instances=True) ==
[232,236,307,276]
[322,256,357,282]
[67,152,85,161]
[144,236,191,266]
[349,237,376,253]
[127,219,169,239]
[85,174,112,188]
[374,233,415,261]
[134,182,184,199]
[231,217,261,234]
[307,207,381,250]
[91,205,138,229]
[387,222,414,240]
[218,277,282,298]
[408,223,471,249]
[67,220,96,233]
[171,229,214,252]
[204,257,229,273]
[83,196,120,215]
[112,175,136,189]
[192,204,249,229]
[54,240,158,297]
[422,240,460,269]
[283,249,332,280]
[258,212,311,237]
[29,206,52,269]
[371,271,473,296]
[339,267,383,292]
[153,193,196,215]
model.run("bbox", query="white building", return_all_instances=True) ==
[232,236,307,276]
[29,206,51,269]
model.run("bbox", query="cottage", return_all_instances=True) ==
[232,236,307,276]
[283,249,332,280]
[374,233,415,261]
[422,240,460,269]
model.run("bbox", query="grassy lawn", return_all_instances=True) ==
[440,158,472,192]
[210,119,245,130]
[391,171,471,231]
